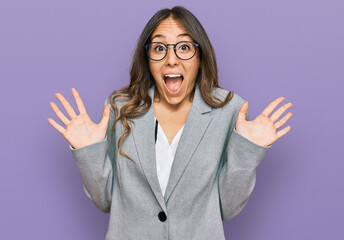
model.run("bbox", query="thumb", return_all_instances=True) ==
[99,104,111,128]
[236,101,248,124]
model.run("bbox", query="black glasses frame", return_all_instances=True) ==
[144,41,200,61]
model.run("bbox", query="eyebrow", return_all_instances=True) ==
[151,33,191,41]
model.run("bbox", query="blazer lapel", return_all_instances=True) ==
[163,84,213,203]
[131,85,167,211]
[131,84,213,209]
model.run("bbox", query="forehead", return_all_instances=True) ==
[151,17,191,40]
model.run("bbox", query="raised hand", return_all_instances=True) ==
[48,88,111,149]
[235,97,293,147]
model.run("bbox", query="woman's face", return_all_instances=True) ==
[148,16,200,108]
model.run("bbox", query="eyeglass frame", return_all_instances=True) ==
[144,41,200,61]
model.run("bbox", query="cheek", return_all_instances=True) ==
[149,62,162,77]
[187,60,200,76]
[190,55,200,70]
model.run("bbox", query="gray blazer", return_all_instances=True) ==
[69,84,271,240]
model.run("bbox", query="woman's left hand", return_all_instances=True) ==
[235,97,293,147]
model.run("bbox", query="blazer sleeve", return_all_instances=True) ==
[218,100,271,221]
[68,97,116,213]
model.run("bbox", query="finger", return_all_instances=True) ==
[270,102,293,122]
[237,101,248,123]
[47,118,65,135]
[261,97,285,117]
[71,88,87,115]
[277,125,292,139]
[55,92,77,119]
[99,104,111,129]
[50,101,70,126]
[275,112,292,129]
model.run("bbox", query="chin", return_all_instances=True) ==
[165,93,189,106]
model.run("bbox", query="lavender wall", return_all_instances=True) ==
[1,0,343,239]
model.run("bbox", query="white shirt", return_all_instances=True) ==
[154,116,185,197]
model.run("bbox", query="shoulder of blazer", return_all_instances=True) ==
[104,93,130,113]
[210,87,248,132]
[211,87,246,111]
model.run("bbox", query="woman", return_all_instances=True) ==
[48,6,292,240]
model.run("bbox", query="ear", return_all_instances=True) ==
[198,46,202,61]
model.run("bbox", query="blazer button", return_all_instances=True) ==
[158,211,167,222]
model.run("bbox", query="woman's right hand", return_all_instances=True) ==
[48,88,112,149]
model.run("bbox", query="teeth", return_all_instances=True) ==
[165,74,181,78]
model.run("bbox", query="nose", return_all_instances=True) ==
[165,45,179,66]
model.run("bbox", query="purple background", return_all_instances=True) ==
[1,0,343,239]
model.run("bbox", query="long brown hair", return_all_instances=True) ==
[108,6,233,166]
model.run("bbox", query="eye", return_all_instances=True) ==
[178,44,190,51]
[154,45,166,52]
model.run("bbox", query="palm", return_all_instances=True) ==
[63,113,106,149]
[236,97,293,147]
[48,88,111,149]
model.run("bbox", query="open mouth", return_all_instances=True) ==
[163,74,184,93]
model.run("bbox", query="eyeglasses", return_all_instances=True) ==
[144,41,200,61]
